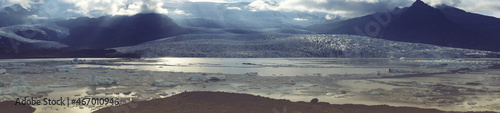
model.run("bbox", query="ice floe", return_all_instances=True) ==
[152,80,179,87]
[0,69,5,74]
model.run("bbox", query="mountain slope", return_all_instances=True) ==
[56,13,187,49]
[437,5,500,44]
[306,0,500,52]
[0,4,34,27]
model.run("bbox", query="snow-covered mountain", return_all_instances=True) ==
[2,1,500,58]
[164,2,334,29]
[0,24,68,49]
[115,32,500,58]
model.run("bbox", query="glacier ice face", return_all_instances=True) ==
[115,34,500,58]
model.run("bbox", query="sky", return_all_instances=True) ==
[0,0,499,19]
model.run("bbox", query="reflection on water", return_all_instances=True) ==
[77,58,401,76]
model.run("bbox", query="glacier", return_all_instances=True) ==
[0,24,68,48]
[114,33,500,58]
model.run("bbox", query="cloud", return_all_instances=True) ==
[1,0,500,19]
[247,0,413,18]
[247,0,500,18]
[172,8,190,15]
[293,18,308,21]
[227,6,242,10]
[0,0,226,18]
[0,0,41,9]
[449,0,500,18]
[59,0,170,17]
[188,0,227,3]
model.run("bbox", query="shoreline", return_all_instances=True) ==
[93,91,496,113]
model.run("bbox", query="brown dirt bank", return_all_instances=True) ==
[0,101,36,113]
[94,91,496,113]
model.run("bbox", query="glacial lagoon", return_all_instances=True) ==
[1,58,500,113]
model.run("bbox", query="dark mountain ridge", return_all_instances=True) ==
[56,13,187,49]
[307,0,500,52]
[1,4,185,57]
[437,5,500,44]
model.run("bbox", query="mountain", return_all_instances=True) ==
[0,4,35,27]
[307,0,500,52]
[56,13,187,49]
[437,5,500,44]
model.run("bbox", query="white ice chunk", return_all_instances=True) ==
[417,82,435,86]
[0,68,6,74]
[152,80,179,87]
[88,75,119,86]
[206,75,226,82]
[399,57,406,61]
[10,77,30,87]
[187,74,209,82]
[0,79,4,87]
[8,63,26,67]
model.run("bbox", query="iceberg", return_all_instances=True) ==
[89,75,119,86]
[0,79,4,87]
[152,80,179,87]
[0,68,6,74]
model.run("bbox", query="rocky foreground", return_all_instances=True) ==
[93,91,495,113]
